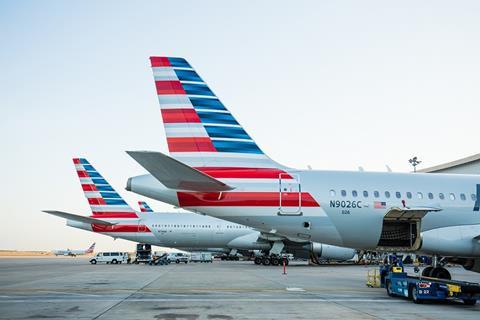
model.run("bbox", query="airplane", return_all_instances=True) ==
[44,158,356,265]
[125,56,480,280]
[53,242,95,257]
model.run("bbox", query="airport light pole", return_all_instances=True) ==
[408,156,422,173]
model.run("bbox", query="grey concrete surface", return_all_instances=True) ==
[0,258,479,319]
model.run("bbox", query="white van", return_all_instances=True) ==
[90,252,130,264]
[167,252,189,264]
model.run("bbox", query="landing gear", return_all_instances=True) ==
[254,254,289,266]
[421,256,451,280]
[430,267,451,280]
[262,256,271,266]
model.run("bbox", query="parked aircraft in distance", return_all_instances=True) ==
[44,159,355,265]
[53,242,95,257]
[126,56,480,279]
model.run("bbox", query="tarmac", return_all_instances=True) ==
[0,258,479,319]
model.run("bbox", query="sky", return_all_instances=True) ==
[1,1,480,251]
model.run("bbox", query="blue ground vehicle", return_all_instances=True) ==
[380,265,480,305]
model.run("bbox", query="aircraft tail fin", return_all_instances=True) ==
[86,242,96,253]
[149,56,282,169]
[73,158,138,218]
[138,201,154,212]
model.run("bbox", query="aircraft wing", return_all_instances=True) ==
[42,210,116,226]
[126,150,234,192]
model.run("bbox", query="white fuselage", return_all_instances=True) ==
[127,170,480,257]
[53,249,89,256]
[67,211,268,253]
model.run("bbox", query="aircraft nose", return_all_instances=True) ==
[125,177,132,191]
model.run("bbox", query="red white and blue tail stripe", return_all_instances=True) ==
[86,242,96,253]
[73,158,138,219]
[138,201,154,212]
[150,56,280,168]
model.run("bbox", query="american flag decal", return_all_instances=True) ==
[374,201,386,209]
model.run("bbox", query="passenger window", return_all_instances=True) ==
[428,192,433,200]
[385,191,391,198]
[329,189,336,197]
[460,193,466,201]
[395,192,401,199]
[374,191,380,198]
[363,191,368,197]
[439,193,445,200]
[449,193,455,201]
[341,190,347,197]
[352,190,358,197]
[406,192,412,199]
[417,192,423,199]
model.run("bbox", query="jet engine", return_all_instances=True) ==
[420,225,480,257]
[286,242,356,262]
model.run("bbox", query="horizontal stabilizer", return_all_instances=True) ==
[42,210,116,226]
[126,150,234,192]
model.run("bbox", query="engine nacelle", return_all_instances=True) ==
[310,243,356,261]
[420,225,480,257]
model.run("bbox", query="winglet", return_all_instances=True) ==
[126,150,234,192]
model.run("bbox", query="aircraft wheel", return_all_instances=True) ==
[262,257,271,266]
[422,266,433,277]
[430,267,451,280]
[254,257,262,265]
